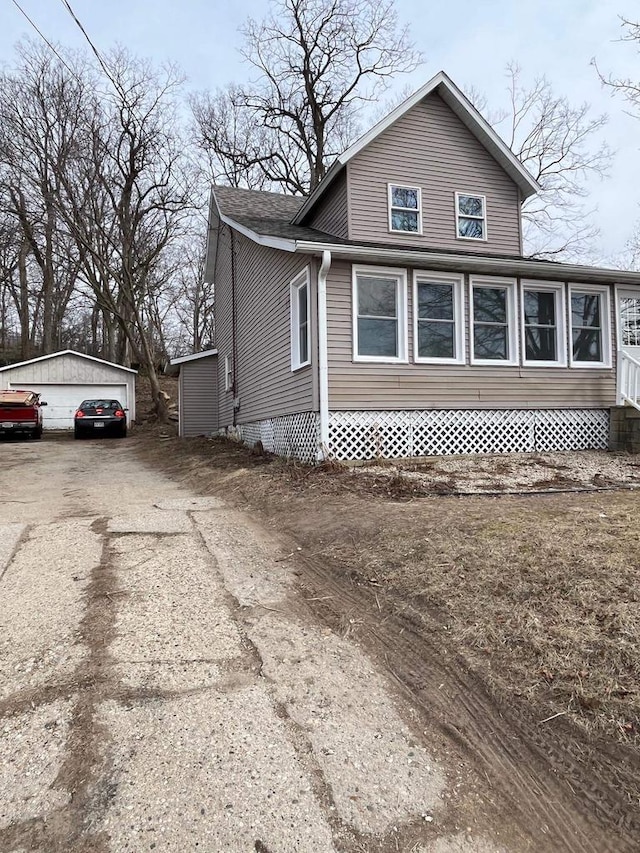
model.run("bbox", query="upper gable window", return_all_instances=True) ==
[456,193,487,241]
[388,184,422,234]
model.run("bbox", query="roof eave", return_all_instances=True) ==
[170,349,219,366]
[293,240,640,284]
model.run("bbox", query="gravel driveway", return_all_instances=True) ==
[0,437,505,853]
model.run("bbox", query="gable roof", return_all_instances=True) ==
[292,70,540,226]
[170,349,218,366]
[0,349,137,374]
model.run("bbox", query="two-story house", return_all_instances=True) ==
[177,71,640,462]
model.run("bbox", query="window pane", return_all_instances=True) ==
[297,283,307,323]
[418,321,454,359]
[358,277,397,316]
[458,195,484,217]
[473,287,506,324]
[391,186,418,209]
[572,328,601,362]
[299,321,308,363]
[391,210,419,232]
[621,297,640,346]
[458,217,484,239]
[474,325,507,360]
[417,283,453,320]
[571,293,600,328]
[525,327,557,361]
[524,291,556,326]
[358,318,398,357]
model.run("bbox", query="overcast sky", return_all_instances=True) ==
[2,0,639,264]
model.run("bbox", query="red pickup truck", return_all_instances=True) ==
[0,389,47,439]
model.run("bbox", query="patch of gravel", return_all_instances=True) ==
[357,450,640,493]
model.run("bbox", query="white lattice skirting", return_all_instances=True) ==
[237,412,320,463]
[328,409,610,461]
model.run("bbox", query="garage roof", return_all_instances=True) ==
[0,350,137,374]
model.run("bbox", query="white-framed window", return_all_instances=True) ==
[388,184,422,234]
[521,281,566,367]
[352,266,408,363]
[569,284,611,368]
[456,192,487,241]
[469,276,518,365]
[413,271,465,364]
[290,267,311,371]
[224,354,233,391]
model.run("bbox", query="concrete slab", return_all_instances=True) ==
[109,533,244,689]
[0,699,72,829]
[97,686,337,852]
[0,520,98,700]
[195,512,294,606]
[108,510,192,534]
[248,613,445,835]
[154,497,225,511]
[0,523,25,578]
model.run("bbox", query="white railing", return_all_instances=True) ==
[617,350,640,411]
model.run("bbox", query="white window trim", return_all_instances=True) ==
[568,283,611,369]
[413,271,465,365]
[352,265,408,363]
[388,184,423,235]
[469,275,518,366]
[224,354,232,391]
[290,267,311,371]
[455,191,488,242]
[521,280,567,368]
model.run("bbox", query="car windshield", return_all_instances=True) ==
[80,400,122,411]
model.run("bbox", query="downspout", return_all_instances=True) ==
[317,250,332,460]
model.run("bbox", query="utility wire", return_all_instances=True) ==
[57,0,123,95]
[10,0,76,76]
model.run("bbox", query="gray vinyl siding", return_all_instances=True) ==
[307,171,349,238]
[213,222,316,428]
[326,260,617,410]
[179,356,218,437]
[347,92,522,254]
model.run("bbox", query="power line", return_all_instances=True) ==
[57,0,121,93]
[9,0,76,76]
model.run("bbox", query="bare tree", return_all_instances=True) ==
[52,49,194,420]
[191,0,422,193]
[470,64,612,260]
[595,18,640,264]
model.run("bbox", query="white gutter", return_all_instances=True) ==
[295,241,640,284]
[317,250,332,460]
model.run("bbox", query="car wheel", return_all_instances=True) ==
[74,428,81,440]
[33,426,42,440]
[119,426,127,438]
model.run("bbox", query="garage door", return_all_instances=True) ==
[9,384,128,430]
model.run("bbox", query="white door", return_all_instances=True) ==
[8,384,128,429]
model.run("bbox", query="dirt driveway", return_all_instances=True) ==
[0,436,633,852]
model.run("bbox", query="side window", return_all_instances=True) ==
[388,184,422,234]
[224,354,232,391]
[569,285,611,368]
[456,193,486,240]
[414,272,464,364]
[521,282,566,367]
[470,276,518,365]
[290,268,311,370]
[353,267,407,362]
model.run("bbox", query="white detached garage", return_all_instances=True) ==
[0,350,137,430]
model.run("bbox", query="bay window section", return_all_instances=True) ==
[521,282,565,367]
[569,285,610,367]
[414,272,464,363]
[353,267,407,362]
[470,277,517,365]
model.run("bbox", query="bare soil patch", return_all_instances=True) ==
[132,424,640,851]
